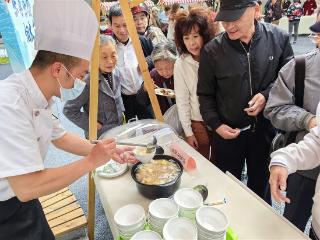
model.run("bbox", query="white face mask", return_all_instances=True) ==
[57,65,86,101]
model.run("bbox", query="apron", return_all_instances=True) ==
[0,197,55,240]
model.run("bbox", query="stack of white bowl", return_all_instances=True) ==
[131,230,163,240]
[173,188,203,221]
[163,217,198,240]
[196,206,229,240]
[114,204,146,240]
[148,198,179,235]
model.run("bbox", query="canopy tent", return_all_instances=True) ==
[100,0,154,15]
[158,0,206,6]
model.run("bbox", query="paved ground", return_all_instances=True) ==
[0,35,317,239]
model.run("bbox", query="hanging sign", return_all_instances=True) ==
[0,0,35,72]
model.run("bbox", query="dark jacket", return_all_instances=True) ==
[137,69,175,114]
[264,0,283,22]
[197,21,293,131]
[139,35,154,70]
[63,69,124,138]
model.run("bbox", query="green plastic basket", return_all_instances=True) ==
[116,224,238,240]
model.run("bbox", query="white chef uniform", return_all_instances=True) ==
[0,0,98,239]
[0,70,66,201]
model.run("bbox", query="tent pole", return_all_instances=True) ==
[119,0,164,122]
[88,1,100,240]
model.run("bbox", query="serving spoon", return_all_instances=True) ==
[91,136,157,153]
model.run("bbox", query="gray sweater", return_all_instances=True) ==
[264,49,320,180]
[63,69,125,139]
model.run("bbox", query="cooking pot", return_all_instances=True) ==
[131,154,183,199]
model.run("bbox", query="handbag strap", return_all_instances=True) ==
[294,55,306,108]
[287,55,306,144]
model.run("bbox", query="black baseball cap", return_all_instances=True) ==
[310,22,320,33]
[215,0,257,22]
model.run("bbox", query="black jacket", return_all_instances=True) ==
[197,22,294,131]
[139,35,154,70]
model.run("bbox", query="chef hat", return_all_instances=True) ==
[34,0,98,61]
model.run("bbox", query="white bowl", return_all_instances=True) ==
[174,188,203,210]
[163,217,197,240]
[114,204,145,229]
[149,198,179,220]
[118,221,145,233]
[131,230,162,240]
[134,147,156,163]
[196,206,229,233]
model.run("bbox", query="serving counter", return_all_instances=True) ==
[94,134,309,239]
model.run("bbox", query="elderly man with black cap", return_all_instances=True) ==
[0,0,136,239]
[197,0,293,202]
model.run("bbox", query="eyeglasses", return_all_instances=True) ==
[308,33,320,42]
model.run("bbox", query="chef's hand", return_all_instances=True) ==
[308,117,317,131]
[186,135,198,149]
[216,124,240,139]
[244,93,266,116]
[112,147,138,164]
[87,138,117,170]
[269,165,291,203]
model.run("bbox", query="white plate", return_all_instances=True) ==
[149,198,179,220]
[114,204,146,228]
[196,206,229,233]
[96,160,128,178]
[155,88,175,98]
[163,217,197,240]
[174,188,203,210]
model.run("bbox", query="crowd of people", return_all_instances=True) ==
[60,1,320,239]
[264,0,318,43]
[1,0,320,239]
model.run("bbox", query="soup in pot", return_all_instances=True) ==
[135,159,181,185]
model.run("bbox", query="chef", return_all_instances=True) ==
[0,0,136,239]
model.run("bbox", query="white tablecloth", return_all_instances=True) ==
[94,135,309,239]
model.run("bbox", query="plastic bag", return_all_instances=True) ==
[163,104,183,136]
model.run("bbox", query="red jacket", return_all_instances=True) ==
[303,0,317,16]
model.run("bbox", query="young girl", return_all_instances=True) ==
[174,7,215,161]
[63,35,124,138]
[150,42,177,114]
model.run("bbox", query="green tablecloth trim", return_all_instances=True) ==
[116,224,238,240]
[0,57,9,64]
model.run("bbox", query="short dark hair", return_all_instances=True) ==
[109,4,123,24]
[164,6,171,12]
[174,7,214,55]
[171,3,180,14]
[31,50,81,69]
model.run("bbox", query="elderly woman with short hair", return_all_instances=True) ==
[150,42,177,114]
[63,35,125,138]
